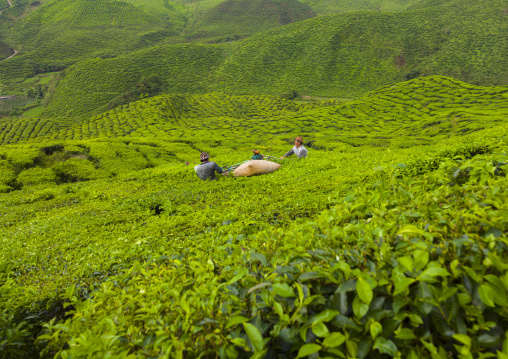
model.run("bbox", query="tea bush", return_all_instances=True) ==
[1,128,504,359]
[16,167,56,186]
[52,158,105,183]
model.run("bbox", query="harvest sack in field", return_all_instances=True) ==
[233,160,281,177]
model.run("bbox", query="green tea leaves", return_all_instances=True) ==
[243,323,264,352]
[225,316,249,329]
[272,283,295,298]
[478,284,495,307]
[357,277,373,305]
[322,332,345,348]
[296,344,321,358]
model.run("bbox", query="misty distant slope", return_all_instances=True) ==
[188,0,316,39]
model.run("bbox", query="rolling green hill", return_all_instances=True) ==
[0,0,177,82]
[43,44,226,118]
[187,0,316,41]
[210,0,507,96]
[43,0,507,119]
[3,75,507,155]
[122,0,188,22]
[0,76,507,358]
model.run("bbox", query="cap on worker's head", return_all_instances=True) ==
[295,136,303,143]
[252,149,260,154]
[200,152,209,161]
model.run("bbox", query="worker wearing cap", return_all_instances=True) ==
[280,136,308,159]
[251,149,264,160]
[194,152,223,181]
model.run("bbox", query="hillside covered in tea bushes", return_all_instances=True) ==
[38,0,508,119]
[4,76,506,147]
[0,76,507,358]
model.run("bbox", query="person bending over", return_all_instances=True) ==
[280,136,308,159]
[194,152,223,181]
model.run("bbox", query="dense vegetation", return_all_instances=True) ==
[209,0,507,96]
[0,0,507,357]
[0,76,507,358]
[0,0,174,82]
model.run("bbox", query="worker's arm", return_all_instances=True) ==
[214,162,223,173]
[281,148,294,159]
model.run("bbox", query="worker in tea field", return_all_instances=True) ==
[194,152,223,181]
[251,149,264,160]
[280,136,308,159]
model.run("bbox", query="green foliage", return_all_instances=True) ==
[0,0,9,11]
[0,97,37,117]
[209,0,508,96]
[37,0,507,118]
[123,0,188,24]
[0,160,16,187]
[43,44,225,118]
[0,77,507,358]
[52,158,105,183]
[107,74,166,109]
[16,166,56,186]
[0,126,506,358]
[0,0,173,82]
[32,76,508,149]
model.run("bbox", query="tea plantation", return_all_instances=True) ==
[37,0,508,120]
[0,76,507,358]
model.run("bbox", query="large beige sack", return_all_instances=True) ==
[233,160,281,177]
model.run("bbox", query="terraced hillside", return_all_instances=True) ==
[0,76,507,358]
[1,75,506,173]
[210,0,507,96]
[0,0,427,83]
[122,0,188,22]
[43,44,226,118]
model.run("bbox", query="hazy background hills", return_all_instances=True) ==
[0,0,506,118]
[37,0,508,119]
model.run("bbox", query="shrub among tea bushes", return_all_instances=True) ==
[52,158,104,183]
[17,167,57,186]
